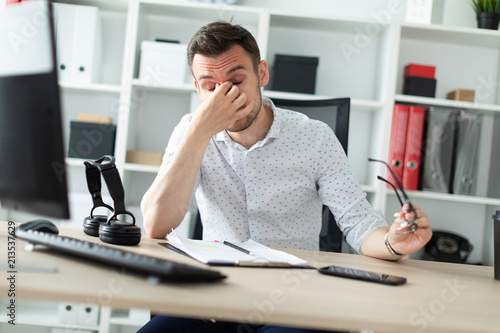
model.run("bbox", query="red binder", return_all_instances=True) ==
[388,104,410,187]
[402,106,426,191]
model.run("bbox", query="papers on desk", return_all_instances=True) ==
[163,230,309,267]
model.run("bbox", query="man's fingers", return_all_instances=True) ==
[233,92,247,109]
[225,83,240,99]
[234,100,255,119]
[217,81,233,94]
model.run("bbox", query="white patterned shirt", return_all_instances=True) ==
[158,98,387,253]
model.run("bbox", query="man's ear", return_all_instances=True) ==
[258,60,269,88]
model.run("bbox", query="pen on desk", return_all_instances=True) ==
[223,241,254,256]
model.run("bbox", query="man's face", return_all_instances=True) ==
[192,45,268,132]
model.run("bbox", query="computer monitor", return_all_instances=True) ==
[0,1,70,219]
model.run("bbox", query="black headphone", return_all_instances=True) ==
[83,156,141,246]
[83,160,114,237]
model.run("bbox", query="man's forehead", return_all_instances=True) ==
[192,45,252,79]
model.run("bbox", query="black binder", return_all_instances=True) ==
[452,111,482,195]
[421,107,458,193]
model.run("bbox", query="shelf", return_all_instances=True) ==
[361,184,377,194]
[132,79,196,93]
[140,0,263,21]
[400,21,500,49]
[351,99,385,112]
[59,82,122,93]
[395,94,500,114]
[388,190,500,206]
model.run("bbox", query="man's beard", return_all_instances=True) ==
[226,86,262,133]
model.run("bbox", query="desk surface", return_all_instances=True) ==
[1,224,499,333]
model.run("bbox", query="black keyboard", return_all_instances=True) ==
[14,229,227,283]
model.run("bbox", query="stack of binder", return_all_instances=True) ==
[388,104,426,191]
[52,3,102,84]
[389,104,482,195]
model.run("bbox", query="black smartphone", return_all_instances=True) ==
[318,265,407,285]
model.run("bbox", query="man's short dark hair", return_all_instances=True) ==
[187,21,261,74]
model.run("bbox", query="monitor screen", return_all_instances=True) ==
[0,1,70,219]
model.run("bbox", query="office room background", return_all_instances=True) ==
[1,0,498,271]
[2,0,500,332]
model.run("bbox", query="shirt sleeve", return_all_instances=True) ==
[315,123,388,254]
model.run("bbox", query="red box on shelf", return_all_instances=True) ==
[404,64,436,79]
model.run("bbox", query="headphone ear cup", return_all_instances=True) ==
[83,215,108,237]
[99,220,141,246]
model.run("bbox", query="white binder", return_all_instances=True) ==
[53,3,101,84]
[71,5,101,83]
[53,3,76,82]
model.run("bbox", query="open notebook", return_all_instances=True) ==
[161,230,310,268]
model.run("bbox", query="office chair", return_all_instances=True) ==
[192,97,351,253]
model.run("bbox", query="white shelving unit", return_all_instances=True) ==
[3,0,500,331]
[0,299,148,333]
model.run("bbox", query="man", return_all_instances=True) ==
[140,21,432,332]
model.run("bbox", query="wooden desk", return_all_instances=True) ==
[1,225,499,332]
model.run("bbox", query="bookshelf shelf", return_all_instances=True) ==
[395,94,500,114]
[400,21,500,49]
[132,79,195,93]
[59,82,122,93]
[389,190,500,206]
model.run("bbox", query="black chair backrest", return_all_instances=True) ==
[270,97,350,253]
[193,97,351,253]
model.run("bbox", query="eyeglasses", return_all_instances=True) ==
[368,158,418,234]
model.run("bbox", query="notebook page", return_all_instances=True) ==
[166,230,308,266]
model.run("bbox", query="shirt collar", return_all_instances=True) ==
[215,97,283,145]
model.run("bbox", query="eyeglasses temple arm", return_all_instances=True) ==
[368,157,411,203]
[376,176,404,207]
